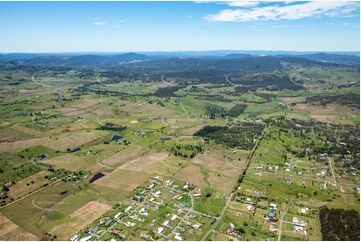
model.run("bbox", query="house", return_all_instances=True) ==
[162,220,169,226]
[104,218,114,227]
[171,214,178,220]
[114,212,122,219]
[269,203,277,209]
[269,224,277,231]
[70,235,79,241]
[141,233,150,239]
[257,166,264,171]
[293,216,299,223]
[125,206,132,213]
[139,208,148,216]
[247,204,252,211]
[80,236,92,242]
[294,225,304,232]
[89,226,99,233]
[180,203,187,208]
[268,211,276,219]
[157,227,164,234]
[278,102,286,108]
[125,221,136,227]
[300,208,308,215]
[227,227,234,234]
[320,182,327,190]
[193,224,201,229]
[174,233,184,241]
[183,184,189,190]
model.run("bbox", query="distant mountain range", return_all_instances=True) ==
[0,51,359,67]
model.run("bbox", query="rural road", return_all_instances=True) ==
[201,129,265,240]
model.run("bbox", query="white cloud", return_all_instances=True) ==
[205,1,359,22]
[226,1,260,7]
[195,1,260,7]
[94,21,107,26]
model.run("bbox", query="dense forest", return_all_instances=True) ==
[305,93,360,108]
[194,123,264,149]
[319,207,360,241]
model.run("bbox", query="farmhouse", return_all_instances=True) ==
[174,233,184,241]
[157,227,164,234]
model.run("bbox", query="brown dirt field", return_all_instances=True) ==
[93,169,149,191]
[9,171,50,200]
[49,201,111,240]
[193,149,245,177]
[119,151,169,172]
[207,172,236,194]
[69,98,102,109]
[44,154,90,171]
[66,122,96,131]
[121,102,176,116]
[280,97,305,104]
[174,164,207,188]
[10,124,44,137]
[19,89,48,95]
[0,127,34,142]
[293,103,358,123]
[180,124,205,136]
[44,131,106,151]
[0,213,38,241]
[143,156,186,177]
[0,137,50,152]
[99,145,144,168]
[61,108,88,117]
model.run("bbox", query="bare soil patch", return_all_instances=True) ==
[69,98,101,109]
[49,201,111,240]
[0,137,50,152]
[0,127,34,142]
[208,172,236,194]
[119,151,169,172]
[0,213,38,240]
[58,108,88,117]
[174,164,207,188]
[93,169,149,191]
[44,131,105,151]
[121,102,176,116]
[293,103,358,123]
[9,170,50,200]
[10,124,44,137]
[44,154,89,171]
[99,145,143,168]
[193,149,245,177]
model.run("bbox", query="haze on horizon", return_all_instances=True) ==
[0,0,360,53]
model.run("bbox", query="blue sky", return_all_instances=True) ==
[0,1,359,52]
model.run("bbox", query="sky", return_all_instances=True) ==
[0,0,359,52]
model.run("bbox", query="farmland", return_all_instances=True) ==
[0,53,359,241]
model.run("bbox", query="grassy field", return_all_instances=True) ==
[0,64,359,241]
